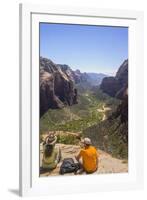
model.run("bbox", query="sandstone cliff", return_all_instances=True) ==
[40,57,78,116]
[100,59,128,99]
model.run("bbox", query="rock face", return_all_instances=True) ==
[109,89,128,142]
[100,59,128,98]
[99,59,128,143]
[40,57,78,116]
[73,70,90,84]
[73,70,107,86]
[58,64,107,86]
[84,60,128,159]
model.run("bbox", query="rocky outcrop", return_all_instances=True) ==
[100,59,128,99]
[40,57,78,116]
[40,143,128,176]
[73,70,90,84]
[100,77,122,97]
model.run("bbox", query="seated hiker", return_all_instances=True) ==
[75,137,99,174]
[42,132,61,170]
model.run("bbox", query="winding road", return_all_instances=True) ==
[97,104,111,121]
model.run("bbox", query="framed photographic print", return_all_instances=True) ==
[19,3,144,197]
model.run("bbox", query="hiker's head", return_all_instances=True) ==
[45,131,57,146]
[81,137,92,147]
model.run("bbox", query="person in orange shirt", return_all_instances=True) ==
[75,137,99,174]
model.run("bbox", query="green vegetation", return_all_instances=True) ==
[83,116,128,159]
[57,134,79,145]
[40,89,114,134]
[40,87,127,159]
[91,87,121,110]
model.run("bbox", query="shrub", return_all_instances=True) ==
[57,134,79,145]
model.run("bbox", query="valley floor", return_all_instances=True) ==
[40,143,128,177]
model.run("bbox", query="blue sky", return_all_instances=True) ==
[40,23,128,75]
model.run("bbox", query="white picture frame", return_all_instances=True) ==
[19,3,144,197]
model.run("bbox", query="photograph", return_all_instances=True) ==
[39,23,128,177]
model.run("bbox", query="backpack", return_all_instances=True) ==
[59,158,80,175]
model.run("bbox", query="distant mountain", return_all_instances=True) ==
[40,57,78,116]
[100,59,128,99]
[86,73,107,86]
[73,70,107,86]
[58,65,107,86]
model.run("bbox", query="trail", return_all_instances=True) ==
[40,143,128,177]
[97,104,111,121]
